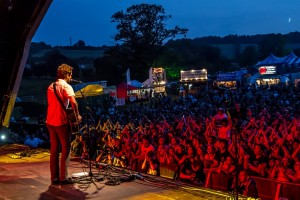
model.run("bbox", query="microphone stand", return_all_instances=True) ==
[80,90,95,124]
[80,90,97,178]
[71,85,104,189]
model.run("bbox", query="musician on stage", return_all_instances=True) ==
[46,63,82,185]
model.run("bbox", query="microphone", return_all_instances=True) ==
[71,79,83,83]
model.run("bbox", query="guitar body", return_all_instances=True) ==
[66,107,77,124]
[66,107,80,134]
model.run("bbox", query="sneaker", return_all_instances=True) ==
[60,178,75,185]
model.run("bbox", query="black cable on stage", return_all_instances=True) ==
[72,158,222,197]
[73,158,105,190]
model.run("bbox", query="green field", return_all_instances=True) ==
[18,78,54,97]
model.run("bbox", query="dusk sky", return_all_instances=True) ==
[32,0,300,46]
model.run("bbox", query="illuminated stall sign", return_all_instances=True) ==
[215,72,238,89]
[217,73,237,81]
[154,86,165,93]
[180,69,207,81]
[152,67,166,85]
[258,66,276,75]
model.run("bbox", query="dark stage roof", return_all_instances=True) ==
[0,0,52,127]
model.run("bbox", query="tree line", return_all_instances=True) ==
[25,4,300,84]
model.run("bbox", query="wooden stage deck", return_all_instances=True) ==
[0,146,235,200]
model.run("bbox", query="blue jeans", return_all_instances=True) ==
[47,124,71,182]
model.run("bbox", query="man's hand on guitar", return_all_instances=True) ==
[76,114,82,124]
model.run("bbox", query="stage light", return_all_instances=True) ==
[1,134,6,141]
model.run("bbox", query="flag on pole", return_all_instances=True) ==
[149,67,153,86]
[126,68,131,85]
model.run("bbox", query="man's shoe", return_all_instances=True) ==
[60,178,75,185]
[51,180,60,185]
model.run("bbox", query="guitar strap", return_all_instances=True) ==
[53,82,68,113]
[52,82,79,134]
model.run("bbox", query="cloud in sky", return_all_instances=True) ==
[32,0,300,46]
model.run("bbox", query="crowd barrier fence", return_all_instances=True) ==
[159,163,300,200]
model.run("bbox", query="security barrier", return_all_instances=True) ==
[279,181,300,200]
[206,171,233,191]
[252,177,276,200]
[159,163,180,180]
[205,172,300,200]
[253,177,300,200]
[159,164,300,200]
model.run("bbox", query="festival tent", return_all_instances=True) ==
[116,82,137,99]
[255,53,286,66]
[72,82,104,98]
[142,79,151,87]
[289,57,300,68]
[282,51,298,63]
[256,52,299,67]
[129,80,143,88]
[287,52,300,68]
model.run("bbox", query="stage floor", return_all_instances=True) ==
[0,147,233,200]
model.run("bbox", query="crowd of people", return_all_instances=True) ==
[7,81,300,196]
[69,83,300,190]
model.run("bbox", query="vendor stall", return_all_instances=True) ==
[179,69,210,93]
[214,72,239,90]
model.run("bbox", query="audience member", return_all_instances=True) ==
[24,133,44,148]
